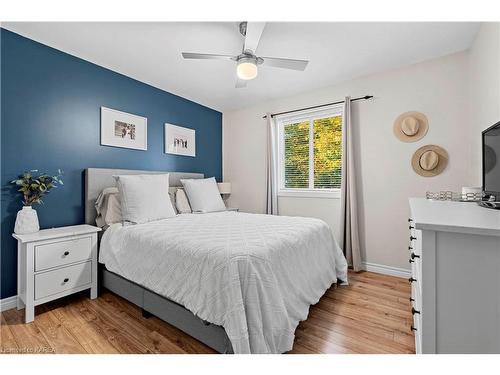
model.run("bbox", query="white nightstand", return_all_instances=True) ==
[226,208,239,212]
[12,224,101,323]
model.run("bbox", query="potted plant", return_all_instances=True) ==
[11,169,63,234]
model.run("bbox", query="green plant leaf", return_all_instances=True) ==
[12,169,63,206]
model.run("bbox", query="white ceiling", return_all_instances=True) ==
[2,22,480,112]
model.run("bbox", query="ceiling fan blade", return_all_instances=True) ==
[182,52,235,61]
[243,22,266,54]
[235,78,247,88]
[261,57,309,71]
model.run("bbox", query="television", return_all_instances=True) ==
[482,121,500,202]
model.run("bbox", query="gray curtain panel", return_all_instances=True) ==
[340,97,362,271]
[266,113,279,215]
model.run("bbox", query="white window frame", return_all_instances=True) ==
[276,104,343,199]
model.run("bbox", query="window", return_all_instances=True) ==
[277,106,343,198]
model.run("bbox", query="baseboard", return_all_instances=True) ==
[2,263,408,310]
[0,295,17,312]
[361,262,410,278]
[0,264,409,311]
[0,264,408,313]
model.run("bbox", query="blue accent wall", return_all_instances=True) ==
[0,29,222,299]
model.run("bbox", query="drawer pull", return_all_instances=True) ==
[408,246,413,250]
[411,325,417,332]
[412,307,421,315]
[408,218,413,223]
[63,278,69,283]
[410,252,420,259]
[409,259,414,264]
[409,297,415,302]
[409,225,415,230]
[410,236,417,241]
[408,277,417,283]
[63,251,70,256]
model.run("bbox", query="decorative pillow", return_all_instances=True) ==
[114,174,176,224]
[175,188,192,214]
[95,187,122,227]
[180,177,226,213]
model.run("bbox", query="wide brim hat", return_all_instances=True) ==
[412,145,448,177]
[393,111,429,142]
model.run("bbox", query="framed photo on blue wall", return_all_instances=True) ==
[165,123,196,157]
[100,107,148,150]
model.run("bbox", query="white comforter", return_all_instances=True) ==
[99,211,348,354]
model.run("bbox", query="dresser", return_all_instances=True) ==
[13,224,101,323]
[408,198,500,353]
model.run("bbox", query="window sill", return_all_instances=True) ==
[278,189,341,199]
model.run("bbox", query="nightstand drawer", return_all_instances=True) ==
[35,261,92,300]
[35,236,92,271]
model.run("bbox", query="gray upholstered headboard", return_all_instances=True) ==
[84,168,204,225]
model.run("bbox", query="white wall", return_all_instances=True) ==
[223,51,472,272]
[468,23,500,184]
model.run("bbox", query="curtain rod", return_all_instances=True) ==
[262,95,373,119]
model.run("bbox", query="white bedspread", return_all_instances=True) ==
[99,211,348,354]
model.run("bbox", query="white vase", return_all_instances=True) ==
[14,206,40,234]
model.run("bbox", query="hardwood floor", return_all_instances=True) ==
[0,271,415,354]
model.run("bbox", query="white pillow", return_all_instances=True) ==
[115,174,176,224]
[180,177,226,213]
[175,188,192,214]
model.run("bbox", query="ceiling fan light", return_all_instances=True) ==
[237,59,258,80]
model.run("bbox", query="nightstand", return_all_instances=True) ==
[226,208,239,212]
[12,224,101,323]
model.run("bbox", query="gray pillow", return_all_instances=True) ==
[168,187,178,215]
[95,187,122,227]
[175,188,192,214]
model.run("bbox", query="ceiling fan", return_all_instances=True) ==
[181,22,309,88]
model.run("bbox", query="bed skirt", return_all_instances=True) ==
[99,265,233,353]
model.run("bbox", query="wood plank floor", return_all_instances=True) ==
[0,271,415,354]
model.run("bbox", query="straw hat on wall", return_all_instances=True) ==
[393,111,429,142]
[411,145,448,177]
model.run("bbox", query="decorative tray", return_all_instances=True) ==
[425,191,482,202]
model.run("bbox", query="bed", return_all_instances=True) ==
[85,168,348,354]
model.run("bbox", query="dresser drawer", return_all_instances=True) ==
[35,261,92,300]
[411,275,422,307]
[412,307,422,354]
[35,236,92,271]
[410,253,419,276]
[410,256,422,285]
[413,229,422,256]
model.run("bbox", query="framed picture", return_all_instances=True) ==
[164,123,196,157]
[100,107,147,150]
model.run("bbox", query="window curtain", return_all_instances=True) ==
[266,113,279,215]
[340,97,362,271]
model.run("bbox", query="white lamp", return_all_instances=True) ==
[217,182,231,194]
[236,58,258,80]
[217,182,231,206]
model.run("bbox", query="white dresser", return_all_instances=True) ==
[13,224,101,323]
[408,198,500,353]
